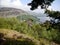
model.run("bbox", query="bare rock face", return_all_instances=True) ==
[0,7,28,17]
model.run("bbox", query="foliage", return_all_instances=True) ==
[45,9,60,31]
[28,0,54,10]
[17,15,40,23]
[45,9,60,19]
[0,17,60,44]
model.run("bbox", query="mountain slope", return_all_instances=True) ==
[0,29,40,45]
[0,7,40,23]
[0,29,59,45]
[0,7,28,17]
[17,15,40,23]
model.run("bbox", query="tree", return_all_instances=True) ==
[28,0,54,10]
[45,9,60,30]
[44,9,60,44]
[28,0,60,30]
[45,10,60,19]
[28,0,60,43]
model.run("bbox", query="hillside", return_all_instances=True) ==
[0,7,28,17]
[0,29,59,45]
[0,7,60,45]
[0,29,40,45]
[17,15,40,23]
[0,7,40,23]
[0,7,50,23]
[0,17,60,45]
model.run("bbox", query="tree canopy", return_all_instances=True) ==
[28,0,55,10]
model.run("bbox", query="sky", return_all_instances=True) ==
[48,0,60,11]
[0,0,60,13]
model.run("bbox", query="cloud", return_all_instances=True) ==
[0,0,44,13]
[0,0,11,6]
[0,0,31,11]
[0,0,50,21]
[0,0,22,7]
[47,6,52,11]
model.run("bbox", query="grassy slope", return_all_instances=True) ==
[0,29,39,45]
[0,29,59,45]
[0,17,59,45]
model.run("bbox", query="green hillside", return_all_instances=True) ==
[17,15,40,23]
[0,17,60,45]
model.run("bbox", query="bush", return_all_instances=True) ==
[0,17,60,44]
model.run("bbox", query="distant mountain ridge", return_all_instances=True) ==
[0,7,28,17]
[0,7,50,23]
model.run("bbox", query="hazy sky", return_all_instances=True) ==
[0,0,60,13]
[21,0,60,11]
[49,0,60,11]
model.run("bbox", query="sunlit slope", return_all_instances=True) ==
[0,7,28,17]
[0,17,59,45]
[0,29,40,45]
